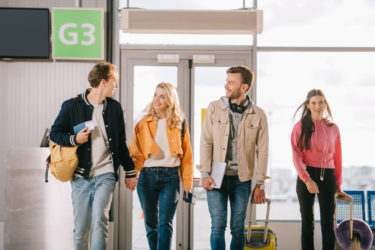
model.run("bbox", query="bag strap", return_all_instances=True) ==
[45,96,84,183]
[73,96,84,123]
[179,119,186,159]
[45,158,50,182]
[181,119,186,143]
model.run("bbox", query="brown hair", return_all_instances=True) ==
[226,65,254,92]
[88,62,117,88]
[294,89,333,151]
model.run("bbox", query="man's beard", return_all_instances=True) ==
[227,88,242,99]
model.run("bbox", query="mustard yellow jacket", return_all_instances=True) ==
[129,115,194,189]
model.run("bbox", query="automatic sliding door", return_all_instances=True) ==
[120,49,251,250]
[192,66,233,249]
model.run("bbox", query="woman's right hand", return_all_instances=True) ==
[125,177,137,192]
[336,190,351,202]
[305,179,319,194]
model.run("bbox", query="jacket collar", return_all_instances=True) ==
[244,99,255,114]
[145,115,153,122]
[82,88,107,110]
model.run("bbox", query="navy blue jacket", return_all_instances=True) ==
[50,89,136,180]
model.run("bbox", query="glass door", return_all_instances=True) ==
[132,65,178,250]
[119,48,252,250]
[192,63,254,249]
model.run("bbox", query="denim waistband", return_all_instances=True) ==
[141,166,179,172]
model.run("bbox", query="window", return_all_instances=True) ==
[257,52,375,219]
[258,0,375,46]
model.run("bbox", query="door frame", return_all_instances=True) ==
[118,45,254,250]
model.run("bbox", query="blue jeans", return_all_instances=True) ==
[71,173,116,250]
[137,167,180,250]
[207,175,252,250]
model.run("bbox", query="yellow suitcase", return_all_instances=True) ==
[244,199,277,250]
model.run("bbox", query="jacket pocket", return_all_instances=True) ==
[245,119,260,142]
[216,117,228,125]
[246,120,260,129]
[215,111,229,125]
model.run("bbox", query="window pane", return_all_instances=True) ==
[133,66,177,123]
[256,52,375,220]
[193,67,233,246]
[258,0,375,46]
[132,66,178,249]
[193,66,228,178]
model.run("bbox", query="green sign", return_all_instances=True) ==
[52,8,104,60]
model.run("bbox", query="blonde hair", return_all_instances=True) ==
[146,82,184,129]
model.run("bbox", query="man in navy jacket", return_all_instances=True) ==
[50,62,136,250]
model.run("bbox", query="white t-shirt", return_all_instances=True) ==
[144,118,180,167]
[89,103,114,177]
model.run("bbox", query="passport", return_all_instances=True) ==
[73,120,94,134]
[183,191,196,205]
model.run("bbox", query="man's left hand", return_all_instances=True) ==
[253,185,266,204]
[125,177,137,192]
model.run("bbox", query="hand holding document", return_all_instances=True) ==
[73,120,94,134]
[210,162,226,189]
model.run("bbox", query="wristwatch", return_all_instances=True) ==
[256,183,265,190]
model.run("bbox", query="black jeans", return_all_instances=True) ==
[296,166,336,250]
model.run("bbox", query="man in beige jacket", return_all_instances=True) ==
[198,65,269,250]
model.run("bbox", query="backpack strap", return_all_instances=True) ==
[180,119,186,159]
[45,156,50,182]
[73,96,84,123]
[181,119,186,143]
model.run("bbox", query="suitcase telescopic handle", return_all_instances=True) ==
[246,199,271,244]
[335,195,353,240]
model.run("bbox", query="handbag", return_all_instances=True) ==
[48,141,79,182]
[45,96,83,182]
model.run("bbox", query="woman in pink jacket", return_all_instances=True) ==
[291,89,350,250]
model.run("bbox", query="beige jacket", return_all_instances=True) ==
[198,99,269,182]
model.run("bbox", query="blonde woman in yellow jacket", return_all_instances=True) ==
[129,82,193,250]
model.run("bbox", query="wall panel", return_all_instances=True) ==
[0,0,110,249]
[0,62,8,147]
[2,0,108,147]
[4,62,95,147]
